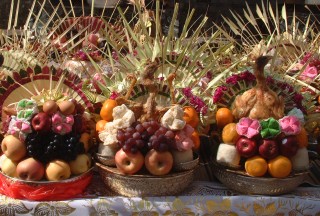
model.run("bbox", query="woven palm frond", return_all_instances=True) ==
[215,1,320,75]
[89,1,236,128]
[0,64,93,124]
[210,1,320,115]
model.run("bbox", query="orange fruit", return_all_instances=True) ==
[183,106,200,128]
[96,119,107,133]
[215,107,234,129]
[268,155,292,178]
[295,127,308,148]
[245,156,268,177]
[100,99,117,121]
[191,130,201,150]
[222,123,239,144]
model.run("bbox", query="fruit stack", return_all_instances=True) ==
[0,98,93,191]
[214,56,310,180]
[97,99,200,176]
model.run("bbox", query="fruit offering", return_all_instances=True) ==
[0,98,93,181]
[96,61,200,176]
[214,56,310,178]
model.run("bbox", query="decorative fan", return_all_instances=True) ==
[218,2,316,65]
[91,2,234,129]
[0,65,93,126]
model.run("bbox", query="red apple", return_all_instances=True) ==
[45,160,71,181]
[115,149,144,175]
[16,157,45,181]
[280,136,299,158]
[235,137,258,158]
[258,139,279,159]
[1,135,27,162]
[145,149,173,176]
[31,112,52,132]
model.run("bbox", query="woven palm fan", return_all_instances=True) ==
[90,1,235,131]
[0,0,71,78]
[216,2,317,73]
[0,64,93,129]
[208,1,320,114]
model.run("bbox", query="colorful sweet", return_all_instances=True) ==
[236,118,260,139]
[260,118,281,139]
[287,108,305,125]
[16,99,39,120]
[8,117,32,141]
[51,112,74,135]
[161,105,186,131]
[279,115,301,136]
[174,124,194,151]
[216,143,241,167]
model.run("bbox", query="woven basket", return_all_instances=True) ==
[96,162,195,197]
[211,161,308,195]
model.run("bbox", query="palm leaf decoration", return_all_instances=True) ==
[208,1,320,115]
[88,1,236,129]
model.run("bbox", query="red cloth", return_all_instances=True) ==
[0,172,92,201]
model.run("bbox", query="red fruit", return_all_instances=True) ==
[31,112,52,133]
[280,136,299,158]
[236,137,258,158]
[258,139,279,159]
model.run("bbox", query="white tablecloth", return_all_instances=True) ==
[1,171,320,215]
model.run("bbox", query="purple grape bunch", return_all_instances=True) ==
[116,120,176,154]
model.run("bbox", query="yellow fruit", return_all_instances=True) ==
[268,155,292,178]
[216,107,234,129]
[183,106,200,128]
[245,156,268,177]
[96,119,107,133]
[191,130,201,150]
[222,123,239,144]
[100,99,117,121]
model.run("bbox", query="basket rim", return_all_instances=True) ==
[96,162,195,179]
[212,160,309,181]
[0,167,94,184]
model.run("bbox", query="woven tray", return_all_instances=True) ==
[211,161,308,195]
[96,162,195,197]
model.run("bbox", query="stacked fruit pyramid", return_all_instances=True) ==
[0,97,93,182]
[214,56,310,179]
